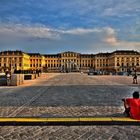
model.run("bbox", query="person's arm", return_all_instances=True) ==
[122,98,130,108]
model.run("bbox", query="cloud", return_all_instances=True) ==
[0,24,60,40]
[104,37,118,45]
[102,0,140,17]
[0,24,139,54]
[0,24,116,40]
[59,28,101,35]
[58,27,116,36]
[115,41,140,50]
[103,30,140,50]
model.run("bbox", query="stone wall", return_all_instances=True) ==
[10,74,24,86]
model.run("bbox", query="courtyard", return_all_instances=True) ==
[0,73,140,139]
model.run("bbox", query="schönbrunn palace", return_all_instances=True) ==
[0,50,140,73]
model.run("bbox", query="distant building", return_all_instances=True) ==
[0,50,30,73]
[0,50,140,73]
[28,53,45,71]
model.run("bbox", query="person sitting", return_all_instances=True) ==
[122,91,140,120]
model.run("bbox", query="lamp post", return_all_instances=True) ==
[10,58,15,74]
[68,60,71,72]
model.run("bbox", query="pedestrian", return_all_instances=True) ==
[133,73,138,84]
[122,91,140,120]
[6,73,11,86]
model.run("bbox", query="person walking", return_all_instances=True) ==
[6,73,11,86]
[133,73,138,84]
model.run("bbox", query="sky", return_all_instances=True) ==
[0,0,140,54]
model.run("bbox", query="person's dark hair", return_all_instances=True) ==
[133,91,139,99]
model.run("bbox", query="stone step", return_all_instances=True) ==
[0,117,139,126]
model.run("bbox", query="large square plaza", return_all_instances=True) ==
[0,73,140,139]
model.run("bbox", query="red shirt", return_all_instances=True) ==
[126,98,140,120]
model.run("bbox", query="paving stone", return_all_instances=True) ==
[0,73,140,139]
[0,137,4,140]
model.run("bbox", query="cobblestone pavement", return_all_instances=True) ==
[0,73,140,139]
[0,125,140,140]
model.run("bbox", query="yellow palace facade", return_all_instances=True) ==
[0,50,140,73]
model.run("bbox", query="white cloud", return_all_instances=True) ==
[103,33,140,50]
[58,27,116,36]
[59,28,101,35]
[0,24,139,53]
[104,27,115,35]
[104,37,118,45]
[102,0,140,17]
[0,24,60,40]
[0,24,117,39]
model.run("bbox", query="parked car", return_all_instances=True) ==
[88,70,98,75]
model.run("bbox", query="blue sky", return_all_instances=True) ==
[0,0,140,53]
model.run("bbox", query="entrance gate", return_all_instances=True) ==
[61,61,79,72]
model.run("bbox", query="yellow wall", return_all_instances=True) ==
[0,50,140,73]
[22,53,30,70]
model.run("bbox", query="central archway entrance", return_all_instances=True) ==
[61,61,79,72]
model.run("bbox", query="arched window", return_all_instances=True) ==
[117,63,120,66]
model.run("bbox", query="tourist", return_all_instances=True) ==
[122,91,140,120]
[6,72,11,86]
[133,73,138,84]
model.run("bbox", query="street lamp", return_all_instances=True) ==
[68,60,71,72]
[10,58,15,74]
